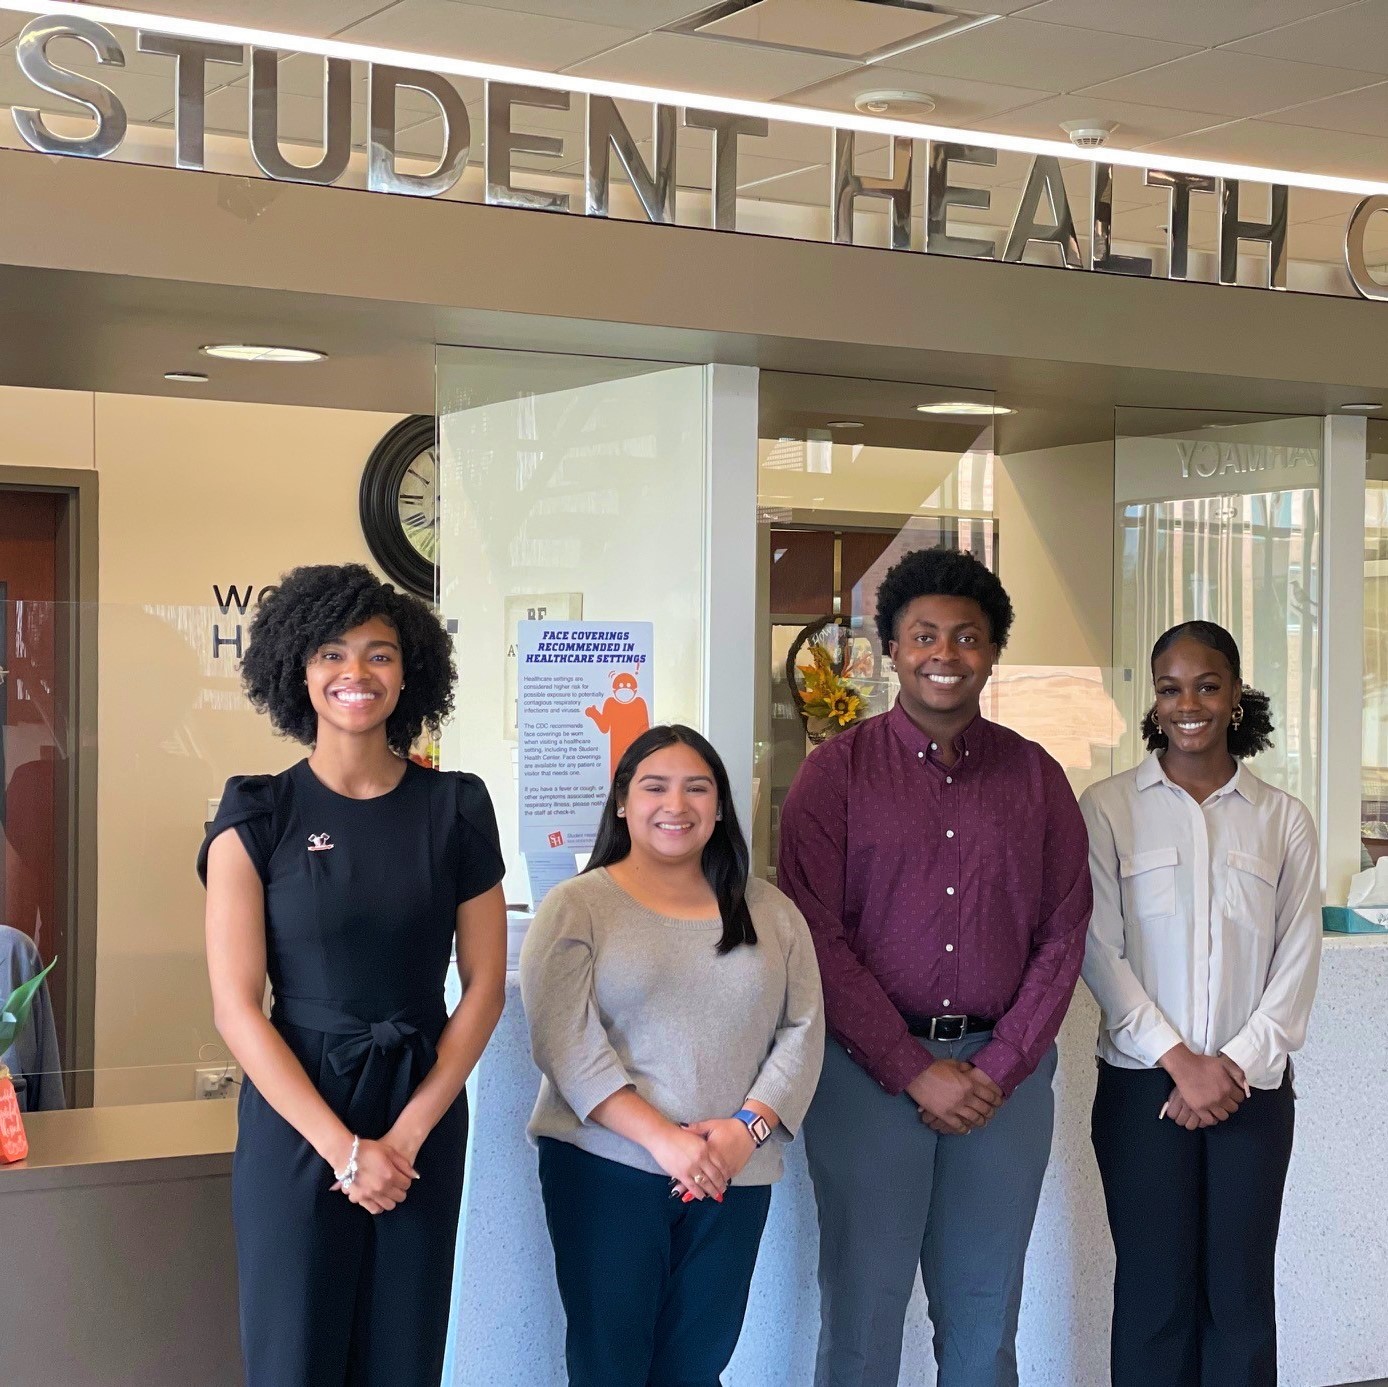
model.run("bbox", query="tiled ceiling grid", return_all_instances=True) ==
[13,0,1388,260]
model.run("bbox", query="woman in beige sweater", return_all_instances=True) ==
[520,723,824,1387]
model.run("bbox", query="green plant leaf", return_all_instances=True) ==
[0,958,56,1053]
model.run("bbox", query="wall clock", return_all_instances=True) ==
[359,414,437,601]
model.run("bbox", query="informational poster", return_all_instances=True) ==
[517,621,653,870]
[502,592,583,740]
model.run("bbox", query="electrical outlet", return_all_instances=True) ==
[195,1065,235,1100]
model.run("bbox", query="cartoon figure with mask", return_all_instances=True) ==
[585,670,651,779]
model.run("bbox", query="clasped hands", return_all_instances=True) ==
[652,1118,757,1203]
[1159,1045,1250,1130]
[328,1127,422,1216]
[907,1059,1004,1135]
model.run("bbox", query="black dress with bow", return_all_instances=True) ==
[198,758,504,1387]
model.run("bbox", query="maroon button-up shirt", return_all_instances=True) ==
[777,702,1092,1097]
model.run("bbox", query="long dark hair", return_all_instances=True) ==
[1141,620,1275,758]
[585,724,756,954]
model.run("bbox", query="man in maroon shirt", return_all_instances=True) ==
[778,547,1092,1387]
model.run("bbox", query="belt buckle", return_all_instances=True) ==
[928,1013,968,1042]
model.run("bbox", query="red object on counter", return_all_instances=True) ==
[0,1067,28,1163]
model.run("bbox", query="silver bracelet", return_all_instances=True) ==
[333,1135,360,1191]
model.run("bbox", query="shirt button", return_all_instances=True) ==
[917,751,924,760]
[946,829,955,838]
[946,776,953,784]
[946,886,955,896]
[946,944,954,952]
[930,742,938,751]
[943,999,951,1007]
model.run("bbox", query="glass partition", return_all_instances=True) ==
[0,598,311,1113]
[434,346,709,918]
[1363,423,1388,864]
[754,374,1123,879]
[1114,409,1323,815]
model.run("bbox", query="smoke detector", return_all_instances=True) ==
[854,90,937,117]
[1061,119,1118,149]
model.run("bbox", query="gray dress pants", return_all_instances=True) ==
[805,1033,1057,1387]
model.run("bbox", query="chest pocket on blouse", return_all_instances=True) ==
[1120,847,1179,919]
[1226,850,1277,928]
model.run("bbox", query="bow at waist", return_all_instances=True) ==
[273,995,444,1136]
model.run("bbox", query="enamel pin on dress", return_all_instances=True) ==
[307,833,334,852]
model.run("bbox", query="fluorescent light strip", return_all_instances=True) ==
[5,1,1388,201]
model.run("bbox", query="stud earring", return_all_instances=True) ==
[1231,704,1245,730]
[617,807,626,818]
[716,811,723,821]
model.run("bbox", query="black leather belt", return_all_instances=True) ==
[907,1014,995,1042]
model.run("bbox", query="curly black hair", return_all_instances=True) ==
[874,546,1014,650]
[1140,620,1275,758]
[240,563,456,757]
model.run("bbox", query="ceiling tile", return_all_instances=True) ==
[1262,81,1388,135]
[1302,208,1388,251]
[1019,0,1352,48]
[204,78,374,146]
[1078,49,1382,118]
[1284,187,1359,221]
[702,0,956,58]
[1143,119,1388,179]
[948,0,1065,12]
[1230,1,1388,76]
[101,0,393,38]
[725,158,830,206]
[343,1,635,72]
[978,94,1231,146]
[565,31,857,100]
[1287,219,1359,262]
[273,51,476,116]
[876,17,1197,90]
[439,0,703,24]
[778,65,1055,126]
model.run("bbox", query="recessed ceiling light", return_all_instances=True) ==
[164,371,208,383]
[200,343,325,363]
[854,90,936,117]
[915,402,1014,416]
[1339,402,1382,413]
[826,420,864,429]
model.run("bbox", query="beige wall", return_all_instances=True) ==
[0,388,403,1101]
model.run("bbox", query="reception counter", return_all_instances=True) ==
[446,933,1388,1387]
[0,1100,242,1387]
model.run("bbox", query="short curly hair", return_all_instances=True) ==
[1141,620,1275,758]
[874,546,1014,651]
[240,563,456,757]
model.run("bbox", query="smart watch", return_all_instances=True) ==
[734,1108,773,1147]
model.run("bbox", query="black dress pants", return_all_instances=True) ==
[537,1137,772,1387]
[1091,1060,1295,1387]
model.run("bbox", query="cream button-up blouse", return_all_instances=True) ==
[1079,753,1321,1090]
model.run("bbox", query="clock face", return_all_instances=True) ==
[360,415,438,601]
[396,444,438,564]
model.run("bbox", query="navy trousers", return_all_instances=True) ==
[1091,1060,1296,1387]
[537,1137,772,1387]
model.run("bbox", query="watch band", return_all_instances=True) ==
[734,1107,773,1147]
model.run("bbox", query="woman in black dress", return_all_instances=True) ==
[199,563,507,1386]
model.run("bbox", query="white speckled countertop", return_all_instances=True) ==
[445,935,1388,1387]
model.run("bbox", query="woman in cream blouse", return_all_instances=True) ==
[1080,620,1320,1387]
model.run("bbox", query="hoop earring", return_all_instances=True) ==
[1231,704,1245,731]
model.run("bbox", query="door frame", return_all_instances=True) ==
[0,467,98,1106]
